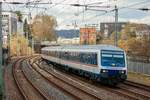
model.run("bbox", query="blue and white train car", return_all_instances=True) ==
[41,45,127,85]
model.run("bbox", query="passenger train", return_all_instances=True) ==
[41,45,127,85]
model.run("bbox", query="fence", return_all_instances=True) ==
[127,57,150,75]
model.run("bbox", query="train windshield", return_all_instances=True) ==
[101,50,125,67]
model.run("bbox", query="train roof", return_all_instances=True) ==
[42,44,124,51]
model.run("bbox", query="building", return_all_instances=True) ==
[56,29,79,38]
[134,24,150,38]
[57,37,80,45]
[121,23,150,40]
[80,27,96,45]
[100,22,127,38]
[17,21,24,35]
[2,12,18,48]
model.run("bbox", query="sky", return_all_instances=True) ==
[1,0,150,30]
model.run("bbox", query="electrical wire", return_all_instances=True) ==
[48,0,68,9]
[3,0,150,29]
[3,0,14,12]
[80,0,150,23]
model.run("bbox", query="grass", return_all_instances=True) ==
[128,71,150,86]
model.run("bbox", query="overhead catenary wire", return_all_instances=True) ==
[70,0,150,27]
[80,0,150,23]
[48,0,68,9]
[2,0,150,29]
[58,0,113,27]
[58,0,108,27]
[48,0,80,24]
[2,0,14,12]
[3,0,106,26]
[86,0,149,19]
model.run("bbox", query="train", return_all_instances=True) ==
[41,45,127,85]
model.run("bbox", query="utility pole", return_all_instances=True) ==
[28,12,32,55]
[31,37,34,55]
[26,12,31,56]
[8,27,11,58]
[114,5,118,47]
[27,0,31,56]
[16,33,19,56]
[0,2,4,99]
[26,29,28,55]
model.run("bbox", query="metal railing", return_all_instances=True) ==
[127,57,150,75]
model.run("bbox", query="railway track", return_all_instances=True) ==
[12,58,27,100]
[35,57,150,100]
[118,84,150,100]
[31,57,132,100]
[25,57,74,100]
[117,81,150,100]
[124,81,150,92]
[37,63,137,100]
[13,56,149,100]
[29,58,103,100]
[12,57,49,100]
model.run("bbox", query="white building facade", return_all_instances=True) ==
[17,21,24,35]
[2,12,18,48]
[57,37,80,45]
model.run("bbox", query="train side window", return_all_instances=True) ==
[70,52,73,61]
[88,53,92,64]
[49,51,51,56]
[52,51,53,57]
[50,51,52,56]
[48,51,50,56]
[95,54,98,65]
[79,52,97,65]
[56,51,58,58]
[58,51,61,58]
[62,52,64,59]
[90,53,97,65]
[54,51,56,57]
[75,52,78,62]
[81,53,87,64]
[61,52,63,58]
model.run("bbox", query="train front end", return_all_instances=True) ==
[100,50,127,85]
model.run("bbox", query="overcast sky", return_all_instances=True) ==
[1,0,150,30]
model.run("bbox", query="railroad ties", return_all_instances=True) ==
[11,56,150,100]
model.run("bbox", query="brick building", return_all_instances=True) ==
[80,28,96,45]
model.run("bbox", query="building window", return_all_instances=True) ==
[105,24,108,28]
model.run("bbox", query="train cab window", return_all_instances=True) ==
[101,50,125,67]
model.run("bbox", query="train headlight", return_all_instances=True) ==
[119,70,126,74]
[101,69,108,73]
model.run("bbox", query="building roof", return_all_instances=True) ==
[100,22,127,24]
[42,44,124,51]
